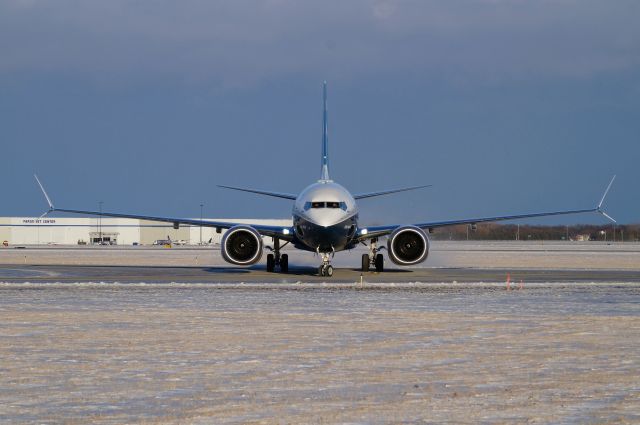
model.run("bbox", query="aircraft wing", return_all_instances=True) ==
[34,176,294,241]
[358,176,616,241]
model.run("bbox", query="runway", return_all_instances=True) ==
[1,241,640,285]
[1,264,640,285]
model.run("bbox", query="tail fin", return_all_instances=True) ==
[320,81,330,181]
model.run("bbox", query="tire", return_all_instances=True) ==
[375,253,384,272]
[280,254,289,273]
[318,265,325,276]
[266,254,275,272]
[361,254,370,272]
[326,265,333,277]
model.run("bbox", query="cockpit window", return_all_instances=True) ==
[304,201,347,211]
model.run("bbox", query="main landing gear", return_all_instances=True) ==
[361,238,384,272]
[266,238,289,273]
[318,251,333,277]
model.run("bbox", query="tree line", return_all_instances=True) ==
[430,223,640,242]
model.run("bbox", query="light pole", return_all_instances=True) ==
[99,201,103,244]
[200,203,203,245]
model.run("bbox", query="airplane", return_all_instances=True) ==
[35,82,616,277]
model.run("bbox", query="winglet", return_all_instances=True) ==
[596,175,616,223]
[598,175,616,209]
[34,174,55,210]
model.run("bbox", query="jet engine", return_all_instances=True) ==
[387,225,429,265]
[221,225,263,265]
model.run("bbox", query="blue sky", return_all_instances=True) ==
[1,1,638,225]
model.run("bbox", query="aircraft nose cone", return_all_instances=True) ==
[307,210,345,227]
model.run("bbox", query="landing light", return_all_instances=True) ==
[360,228,368,235]
[282,228,290,235]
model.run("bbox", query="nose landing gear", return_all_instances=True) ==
[319,264,333,277]
[317,248,335,277]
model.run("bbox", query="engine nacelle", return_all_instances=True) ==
[387,225,429,266]
[221,225,263,266]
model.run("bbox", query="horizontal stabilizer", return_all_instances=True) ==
[353,184,432,200]
[217,185,297,200]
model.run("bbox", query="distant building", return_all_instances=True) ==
[0,217,291,246]
[575,234,592,242]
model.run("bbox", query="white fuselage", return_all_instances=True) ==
[291,180,359,253]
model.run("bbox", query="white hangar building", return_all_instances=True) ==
[0,217,291,246]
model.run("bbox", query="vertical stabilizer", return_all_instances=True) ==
[320,81,330,181]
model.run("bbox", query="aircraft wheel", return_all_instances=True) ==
[318,265,324,276]
[280,254,289,273]
[375,253,384,272]
[361,254,370,272]
[266,254,275,272]
[326,265,333,277]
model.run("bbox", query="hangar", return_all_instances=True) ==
[0,217,291,246]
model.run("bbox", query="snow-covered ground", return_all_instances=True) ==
[0,286,638,423]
